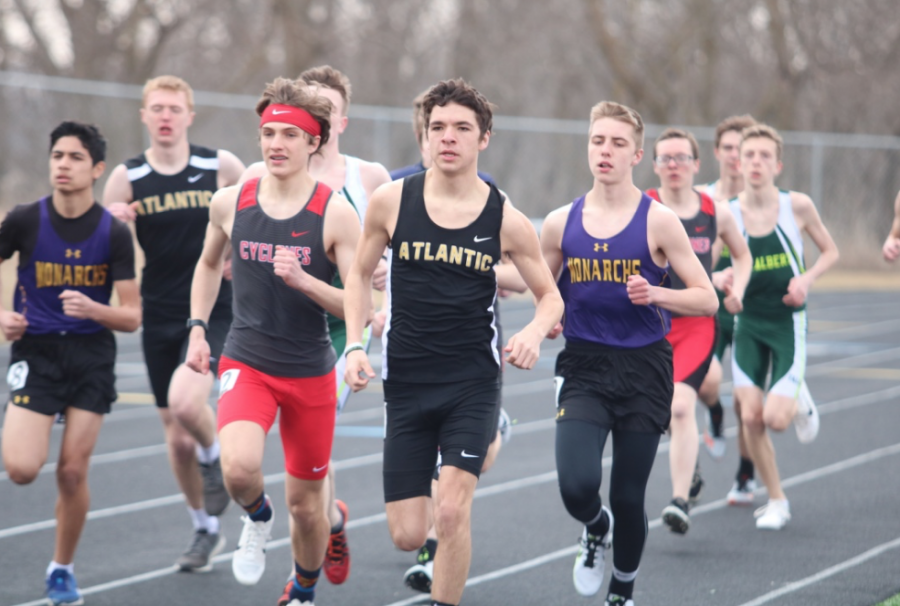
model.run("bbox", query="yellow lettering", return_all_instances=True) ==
[435,244,448,263]
[412,242,424,260]
[475,252,482,270]
[186,191,199,208]
[74,266,84,287]
[83,265,93,286]
[449,246,463,265]
[622,259,632,278]
[633,259,641,275]
[464,248,476,268]
[591,259,601,281]
[175,191,189,209]
[152,195,165,214]
[163,193,177,211]
[54,263,63,285]
[423,242,434,261]
[480,254,493,272]
[35,262,45,287]
[613,259,622,283]
[580,258,590,281]
[603,259,612,282]
[398,242,409,260]
[63,265,73,286]
[202,191,213,207]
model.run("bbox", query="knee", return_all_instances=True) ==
[434,499,469,539]
[391,525,428,552]
[763,407,793,432]
[287,492,324,533]
[56,462,87,495]
[670,398,694,423]
[221,458,258,496]
[167,430,196,465]
[741,408,765,433]
[5,462,40,486]
[558,476,598,520]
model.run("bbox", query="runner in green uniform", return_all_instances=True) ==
[729,124,839,530]
[698,115,759,506]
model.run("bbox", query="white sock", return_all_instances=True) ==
[46,561,74,577]
[196,439,220,464]
[206,515,220,534]
[189,507,220,533]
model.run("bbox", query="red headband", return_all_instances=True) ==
[259,104,322,137]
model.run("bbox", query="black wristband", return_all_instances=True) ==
[186,319,209,332]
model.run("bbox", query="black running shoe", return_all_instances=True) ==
[662,498,691,534]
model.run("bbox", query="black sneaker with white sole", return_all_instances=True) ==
[662,497,691,535]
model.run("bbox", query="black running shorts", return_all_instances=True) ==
[554,338,674,434]
[142,304,231,408]
[7,330,117,416]
[383,376,499,502]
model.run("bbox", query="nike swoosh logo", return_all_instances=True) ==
[188,174,203,183]
[461,451,479,458]
[312,464,328,473]
[694,226,704,233]
[474,236,492,243]
[292,231,309,238]
[272,109,290,115]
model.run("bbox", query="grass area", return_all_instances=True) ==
[875,594,900,606]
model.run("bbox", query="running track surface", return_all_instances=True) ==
[1,290,899,606]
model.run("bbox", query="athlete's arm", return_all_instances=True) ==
[360,161,393,292]
[715,200,751,314]
[638,204,718,316]
[216,149,246,189]
[237,161,268,185]
[273,193,360,318]
[186,186,235,374]
[500,203,565,369]
[59,278,141,332]
[785,192,839,307]
[344,181,401,391]
[0,258,28,340]
[883,190,900,262]
[102,164,139,222]
[494,261,528,294]
[538,205,572,338]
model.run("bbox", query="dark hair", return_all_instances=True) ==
[255,77,332,152]
[50,121,106,165]
[422,78,493,138]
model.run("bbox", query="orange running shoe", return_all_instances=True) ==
[324,499,350,584]
[276,577,292,606]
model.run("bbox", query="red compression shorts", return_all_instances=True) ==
[217,356,336,480]
[665,316,717,392]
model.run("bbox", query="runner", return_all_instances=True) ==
[1,121,141,606]
[186,77,360,605]
[646,127,751,534]
[102,75,245,571]
[239,65,391,599]
[730,123,839,530]
[883,189,900,262]
[343,78,564,606]
[541,102,717,605]
[698,114,759,506]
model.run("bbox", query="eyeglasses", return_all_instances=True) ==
[654,154,694,166]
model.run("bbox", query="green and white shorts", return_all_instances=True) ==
[731,310,807,398]
[332,324,373,418]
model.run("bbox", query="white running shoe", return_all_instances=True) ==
[726,478,757,506]
[232,514,274,585]
[605,596,635,606]
[573,506,614,596]
[754,499,791,530]
[793,381,819,444]
[287,601,314,606]
[403,560,434,593]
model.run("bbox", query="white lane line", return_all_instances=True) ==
[379,441,900,606]
[0,444,168,482]
[734,535,900,606]
[8,436,900,606]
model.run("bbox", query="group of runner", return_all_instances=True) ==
[4,66,882,606]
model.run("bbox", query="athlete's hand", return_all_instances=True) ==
[505,326,542,370]
[626,274,655,306]
[372,309,387,338]
[185,330,211,375]
[222,256,233,281]
[372,258,388,291]
[273,246,309,292]
[711,267,733,292]
[107,201,141,222]
[59,290,97,320]
[782,275,811,308]
[722,285,743,315]
[345,350,375,392]
[0,310,28,341]
[883,236,900,262]
[547,321,564,340]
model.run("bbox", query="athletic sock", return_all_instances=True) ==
[288,562,320,603]
[46,561,74,577]
[586,506,610,538]
[709,401,724,433]
[188,507,216,532]
[419,538,438,563]
[608,566,637,600]
[243,491,273,522]
[330,503,345,534]
[196,439,220,464]
[738,457,755,481]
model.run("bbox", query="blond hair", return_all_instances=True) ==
[589,101,644,149]
[298,65,352,115]
[714,114,756,148]
[741,123,783,161]
[143,75,194,111]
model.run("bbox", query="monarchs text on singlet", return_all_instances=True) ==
[647,188,717,318]
[125,144,231,317]
[383,171,503,383]
[223,177,337,377]
[558,193,671,348]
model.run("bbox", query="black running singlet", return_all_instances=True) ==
[383,171,503,384]
[223,177,337,377]
[125,144,231,317]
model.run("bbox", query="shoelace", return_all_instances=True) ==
[580,534,602,568]
[326,530,347,563]
[239,517,264,554]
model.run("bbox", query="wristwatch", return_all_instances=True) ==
[186,319,209,332]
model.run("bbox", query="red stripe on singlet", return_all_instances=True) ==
[305,182,333,217]
[237,178,260,211]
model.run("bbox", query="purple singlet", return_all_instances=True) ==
[558,193,670,348]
